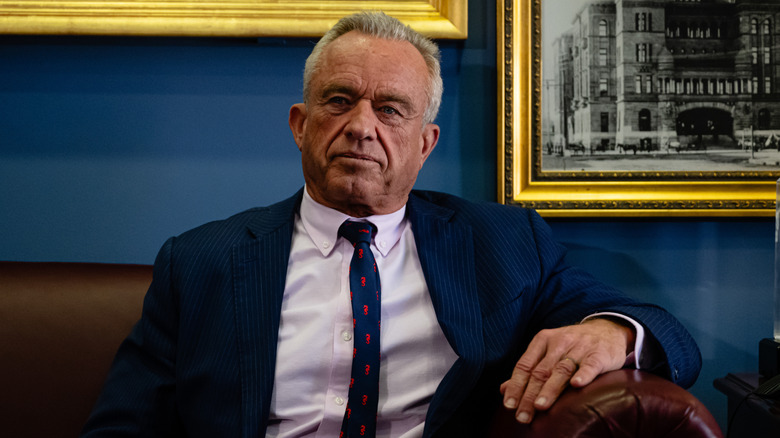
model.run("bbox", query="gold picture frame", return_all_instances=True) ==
[0,0,467,39]
[497,0,778,217]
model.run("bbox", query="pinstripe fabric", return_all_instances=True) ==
[81,188,701,438]
[407,192,701,437]
[406,198,484,437]
[233,225,292,438]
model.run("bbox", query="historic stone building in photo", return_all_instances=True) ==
[547,0,780,156]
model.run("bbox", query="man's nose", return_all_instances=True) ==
[344,100,377,141]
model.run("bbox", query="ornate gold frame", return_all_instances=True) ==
[497,0,777,217]
[0,0,467,38]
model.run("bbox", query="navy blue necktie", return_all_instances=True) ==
[339,220,381,438]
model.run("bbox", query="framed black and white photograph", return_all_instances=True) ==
[499,0,780,216]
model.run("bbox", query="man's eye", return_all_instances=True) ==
[329,96,349,105]
[378,106,399,115]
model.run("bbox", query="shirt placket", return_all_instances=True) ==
[316,241,356,437]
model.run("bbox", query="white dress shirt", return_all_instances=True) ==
[265,189,647,437]
[266,190,459,438]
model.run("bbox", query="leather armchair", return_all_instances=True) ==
[489,369,722,437]
[0,261,722,437]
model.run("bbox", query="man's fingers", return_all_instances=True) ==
[500,359,534,409]
[513,370,548,423]
[500,334,550,409]
[532,356,580,410]
[569,354,606,387]
[501,320,635,424]
[505,349,565,422]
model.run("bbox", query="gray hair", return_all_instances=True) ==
[303,11,443,125]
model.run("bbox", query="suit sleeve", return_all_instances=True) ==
[80,237,182,437]
[523,209,702,388]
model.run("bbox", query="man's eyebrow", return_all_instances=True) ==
[318,83,418,114]
[375,92,415,113]
[319,84,357,99]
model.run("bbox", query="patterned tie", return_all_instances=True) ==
[339,220,381,438]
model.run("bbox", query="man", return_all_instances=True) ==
[81,11,700,438]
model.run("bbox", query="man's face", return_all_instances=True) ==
[289,31,439,217]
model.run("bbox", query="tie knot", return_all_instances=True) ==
[338,220,376,246]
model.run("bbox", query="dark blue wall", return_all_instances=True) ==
[0,1,772,431]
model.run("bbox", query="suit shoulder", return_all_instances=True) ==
[166,192,300,262]
[174,191,300,244]
[410,190,536,225]
[175,206,268,243]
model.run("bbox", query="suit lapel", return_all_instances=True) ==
[229,190,485,436]
[407,194,485,437]
[231,190,302,438]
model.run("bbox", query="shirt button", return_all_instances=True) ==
[323,241,331,249]
[342,331,352,342]
[334,396,345,406]
[380,240,387,248]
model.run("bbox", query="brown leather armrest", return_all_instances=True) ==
[488,369,723,438]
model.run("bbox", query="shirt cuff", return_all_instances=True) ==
[582,312,645,369]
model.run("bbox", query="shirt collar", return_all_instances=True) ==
[299,186,407,258]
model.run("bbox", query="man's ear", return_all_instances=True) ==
[289,103,308,151]
[419,123,440,168]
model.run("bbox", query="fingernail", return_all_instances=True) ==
[517,412,530,423]
[504,398,517,409]
[535,397,547,408]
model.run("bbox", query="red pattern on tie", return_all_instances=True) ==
[338,220,381,438]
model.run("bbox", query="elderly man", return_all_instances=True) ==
[81,11,700,438]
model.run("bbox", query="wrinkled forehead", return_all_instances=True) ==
[325,32,426,70]
[312,32,430,97]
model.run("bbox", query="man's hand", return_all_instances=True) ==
[499,318,635,424]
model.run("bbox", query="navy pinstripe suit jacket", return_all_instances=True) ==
[82,189,701,438]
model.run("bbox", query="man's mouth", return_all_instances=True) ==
[338,153,377,163]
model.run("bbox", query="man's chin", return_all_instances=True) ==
[332,181,380,204]
[317,180,395,216]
